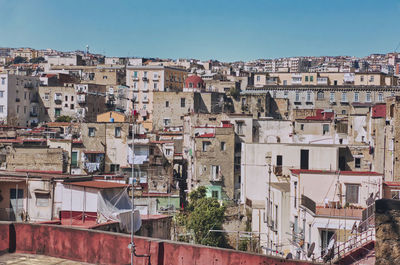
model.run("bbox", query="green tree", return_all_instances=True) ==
[13,56,27,64]
[229,86,240,100]
[30,57,45,63]
[55,115,73,122]
[186,187,228,247]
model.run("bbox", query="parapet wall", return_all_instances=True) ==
[0,222,316,265]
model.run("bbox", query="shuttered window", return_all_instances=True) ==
[346,184,359,204]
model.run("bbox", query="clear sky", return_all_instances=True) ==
[0,0,400,62]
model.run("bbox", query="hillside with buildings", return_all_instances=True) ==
[1,46,400,264]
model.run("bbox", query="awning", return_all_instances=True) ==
[34,189,50,195]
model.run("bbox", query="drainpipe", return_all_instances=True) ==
[25,172,29,222]
[50,178,55,220]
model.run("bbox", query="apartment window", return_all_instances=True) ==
[133,71,138,78]
[143,82,148,90]
[71,151,78,168]
[36,193,50,207]
[65,95,68,101]
[103,76,108,79]
[1,78,4,85]
[0,91,3,98]
[165,149,172,156]
[189,82,193,88]
[71,96,74,101]
[346,184,359,204]
[45,93,49,100]
[54,108,61,117]
[306,91,312,102]
[0,105,3,113]
[154,83,158,90]
[256,76,261,82]
[88,127,95,137]
[300,124,304,130]
[341,92,347,102]
[391,190,400,200]
[143,104,147,110]
[202,141,211,152]
[220,142,226,151]
[284,91,288,98]
[212,190,219,199]
[366,92,371,102]
[163,118,170,126]
[236,121,244,135]
[211,165,221,180]
[370,76,374,82]
[310,76,314,82]
[17,105,19,114]
[330,92,335,102]
[355,157,361,168]
[294,181,298,208]
[181,98,186,108]
[165,101,169,107]
[70,104,74,110]
[342,110,347,115]
[115,127,121,137]
[354,92,359,102]
[295,91,300,102]
[360,76,364,82]
[317,91,324,100]
[378,92,383,102]
[133,82,137,89]
[153,73,158,79]
[23,106,26,114]
[273,91,277,98]
[24,92,27,100]
[64,104,68,108]
[305,76,309,82]
[143,71,147,78]
[283,80,287,85]
[323,124,329,135]
[110,164,120,172]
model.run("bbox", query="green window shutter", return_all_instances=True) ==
[71,152,78,167]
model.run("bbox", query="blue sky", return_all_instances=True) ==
[0,0,399,61]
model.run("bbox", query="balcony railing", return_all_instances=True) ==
[142,77,148,82]
[77,95,86,104]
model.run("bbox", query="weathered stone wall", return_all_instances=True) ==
[375,199,400,265]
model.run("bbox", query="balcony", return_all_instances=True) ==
[315,205,363,218]
[153,76,159,81]
[142,77,148,82]
[24,82,34,89]
[317,78,328,85]
[132,76,139,81]
[77,95,86,104]
[54,95,62,104]
[30,97,39,103]
[30,112,38,117]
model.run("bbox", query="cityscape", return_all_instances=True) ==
[1,1,400,265]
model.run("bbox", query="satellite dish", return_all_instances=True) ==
[285,253,293,260]
[307,242,315,258]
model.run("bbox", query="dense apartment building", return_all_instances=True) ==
[253,72,397,87]
[126,65,188,122]
[38,83,107,122]
[0,73,40,126]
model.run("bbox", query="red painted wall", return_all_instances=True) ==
[0,222,10,253]
[0,222,316,265]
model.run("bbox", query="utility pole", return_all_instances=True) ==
[266,153,272,254]
[129,96,136,265]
